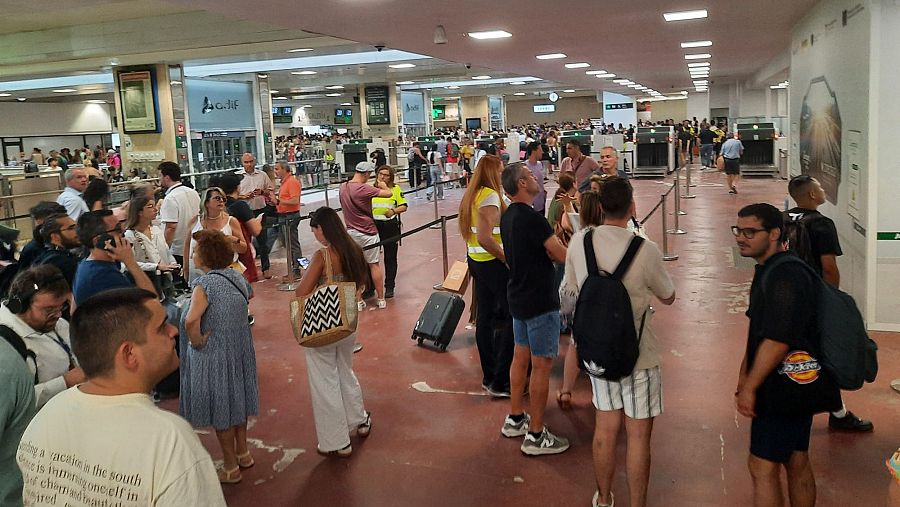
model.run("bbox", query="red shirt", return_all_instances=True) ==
[277,174,301,214]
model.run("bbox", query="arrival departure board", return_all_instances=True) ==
[365,85,390,125]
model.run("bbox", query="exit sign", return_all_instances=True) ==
[877,232,900,240]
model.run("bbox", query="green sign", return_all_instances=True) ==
[877,232,900,240]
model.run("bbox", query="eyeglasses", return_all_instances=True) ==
[36,302,69,318]
[730,226,768,239]
[209,196,225,202]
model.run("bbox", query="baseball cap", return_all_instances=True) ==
[355,161,375,173]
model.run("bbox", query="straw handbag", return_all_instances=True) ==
[290,250,358,347]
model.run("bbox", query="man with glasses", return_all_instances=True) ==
[32,213,81,288]
[71,210,155,305]
[733,203,841,507]
[237,152,275,279]
[0,265,84,408]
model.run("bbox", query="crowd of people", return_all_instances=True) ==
[0,114,892,506]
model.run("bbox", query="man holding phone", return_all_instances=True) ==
[72,210,156,305]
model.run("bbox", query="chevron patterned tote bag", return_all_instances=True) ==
[290,250,358,347]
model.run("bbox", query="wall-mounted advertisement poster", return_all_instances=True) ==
[799,77,842,204]
[117,68,161,134]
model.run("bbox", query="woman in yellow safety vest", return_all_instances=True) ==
[371,165,407,299]
[457,154,514,397]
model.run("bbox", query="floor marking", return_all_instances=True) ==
[734,412,740,429]
[720,433,727,496]
[670,349,684,357]
[411,381,489,396]
[246,438,305,474]
[513,476,525,483]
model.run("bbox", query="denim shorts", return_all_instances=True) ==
[512,311,560,358]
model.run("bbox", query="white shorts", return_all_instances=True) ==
[346,228,381,264]
[590,366,662,419]
[444,161,457,174]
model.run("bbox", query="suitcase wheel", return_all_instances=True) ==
[439,343,448,352]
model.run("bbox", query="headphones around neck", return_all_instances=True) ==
[7,273,66,314]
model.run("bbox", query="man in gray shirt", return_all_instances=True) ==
[721,134,745,194]
[237,153,274,278]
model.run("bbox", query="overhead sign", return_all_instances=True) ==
[365,85,391,125]
[533,104,556,113]
[186,79,255,131]
[605,103,634,110]
[401,91,426,124]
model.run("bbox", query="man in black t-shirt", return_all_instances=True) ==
[498,163,570,456]
[697,124,717,169]
[786,175,873,433]
[734,203,841,507]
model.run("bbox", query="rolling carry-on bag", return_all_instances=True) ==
[412,291,465,351]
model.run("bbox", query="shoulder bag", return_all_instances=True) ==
[290,249,358,347]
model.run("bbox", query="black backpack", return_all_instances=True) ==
[572,230,646,381]
[0,324,38,384]
[781,210,823,268]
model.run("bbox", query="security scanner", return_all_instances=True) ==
[338,139,372,177]
[633,126,674,177]
[734,122,779,177]
[476,135,501,153]
[558,130,593,157]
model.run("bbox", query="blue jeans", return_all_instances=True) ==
[700,144,715,167]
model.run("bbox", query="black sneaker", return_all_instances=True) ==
[385,287,394,299]
[829,411,874,432]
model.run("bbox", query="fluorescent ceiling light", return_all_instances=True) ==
[471,75,491,80]
[325,85,344,89]
[585,70,607,75]
[396,81,415,85]
[563,89,576,93]
[273,96,288,100]
[467,30,512,39]
[170,80,182,85]
[664,9,708,22]
[447,85,460,89]
[0,73,113,92]
[513,92,525,96]
[628,84,642,88]
[690,73,710,77]
[536,53,566,60]
[401,76,540,90]
[613,79,630,84]
[565,63,590,69]
[325,93,341,97]
[184,50,430,77]
[681,91,689,95]
[16,97,26,101]
[389,63,416,69]
[510,81,527,85]
[681,40,713,48]
[0,93,10,97]
[685,53,711,60]
[340,102,352,105]
[693,80,708,84]
[288,48,314,53]
[85,99,107,104]
[595,73,616,78]
[257,73,268,79]
[52,88,77,93]
[291,70,317,75]
[688,62,710,68]
[622,81,635,85]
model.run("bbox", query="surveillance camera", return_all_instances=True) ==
[374,44,385,52]
[465,64,471,70]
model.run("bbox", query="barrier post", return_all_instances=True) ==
[668,173,686,235]
[432,215,450,290]
[277,219,298,291]
[682,165,696,199]
[429,180,441,229]
[322,163,330,208]
[661,193,679,261]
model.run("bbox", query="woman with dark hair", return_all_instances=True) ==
[371,165,407,298]
[181,229,258,484]
[294,206,371,457]
[81,178,109,211]
[218,173,261,283]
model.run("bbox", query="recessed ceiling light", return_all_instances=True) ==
[513,92,525,96]
[681,40,713,48]
[52,88,77,93]
[595,73,616,78]
[291,70,317,75]
[565,63,590,69]
[288,48,314,53]
[563,89,576,93]
[536,53,566,60]
[510,81,527,85]
[303,104,313,108]
[471,75,491,80]
[16,97,26,101]
[687,62,711,68]
[389,63,416,69]
[325,85,344,90]
[257,73,268,79]
[447,85,460,89]
[396,80,415,85]
[270,90,279,94]
[664,9,708,22]
[325,93,342,97]
[467,30,512,39]
[685,53,712,60]
[0,93,10,97]
[340,102,352,106]
[273,96,288,100]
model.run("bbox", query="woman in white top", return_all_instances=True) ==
[426,145,444,201]
[183,187,247,282]
[124,195,180,299]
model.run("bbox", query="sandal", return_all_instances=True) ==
[236,451,254,469]
[316,444,352,458]
[357,411,372,438]
[556,391,573,410]
[217,466,242,484]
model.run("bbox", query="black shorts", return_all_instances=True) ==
[750,413,813,463]
[724,158,741,175]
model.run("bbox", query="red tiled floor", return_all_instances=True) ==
[162,167,899,506]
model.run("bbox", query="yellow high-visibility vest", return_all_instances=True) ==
[372,185,407,221]
[467,187,503,262]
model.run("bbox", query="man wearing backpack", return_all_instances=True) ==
[734,203,842,507]
[559,177,675,507]
[785,175,873,432]
[498,163,569,456]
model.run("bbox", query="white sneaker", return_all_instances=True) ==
[520,427,570,456]
[376,299,386,309]
[357,300,367,311]
[592,490,614,507]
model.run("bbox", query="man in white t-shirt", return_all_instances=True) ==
[157,162,200,276]
[17,288,225,506]
[559,177,675,507]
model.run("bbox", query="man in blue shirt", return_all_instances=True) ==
[72,210,155,305]
[55,169,89,221]
[721,134,745,194]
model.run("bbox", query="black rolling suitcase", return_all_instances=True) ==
[412,291,465,351]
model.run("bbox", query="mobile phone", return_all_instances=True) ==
[297,257,310,269]
[95,233,117,251]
